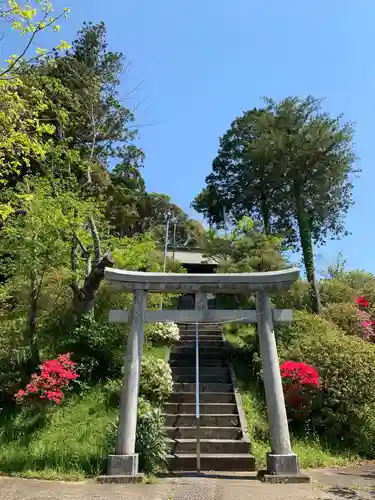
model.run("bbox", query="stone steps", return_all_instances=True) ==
[178,335,223,342]
[168,392,235,404]
[165,426,242,440]
[166,454,256,472]
[167,438,250,454]
[173,382,233,392]
[173,374,231,383]
[164,413,240,427]
[171,366,229,376]
[179,324,220,331]
[164,403,237,415]
[173,340,224,348]
[165,323,255,473]
[169,357,227,367]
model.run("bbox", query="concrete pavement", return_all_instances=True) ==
[1,465,375,499]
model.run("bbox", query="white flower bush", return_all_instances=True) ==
[104,356,173,406]
[140,357,173,404]
[145,322,180,344]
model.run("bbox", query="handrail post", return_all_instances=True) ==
[195,320,201,472]
[195,293,206,473]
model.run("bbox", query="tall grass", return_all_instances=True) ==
[0,388,117,479]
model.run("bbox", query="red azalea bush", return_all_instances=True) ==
[15,353,79,407]
[280,360,320,420]
[354,296,375,341]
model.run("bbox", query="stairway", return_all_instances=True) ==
[164,323,256,472]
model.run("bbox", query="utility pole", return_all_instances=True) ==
[223,206,228,237]
[162,211,172,273]
[172,215,177,261]
[161,211,172,310]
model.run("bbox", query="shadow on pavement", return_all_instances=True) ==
[158,472,258,480]
[323,485,375,499]
[338,472,375,481]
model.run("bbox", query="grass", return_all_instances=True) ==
[0,388,116,480]
[143,344,168,361]
[0,344,167,481]
[231,355,358,469]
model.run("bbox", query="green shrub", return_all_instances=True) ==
[322,302,360,336]
[140,356,172,405]
[277,311,375,454]
[224,324,257,351]
[107,397,168,474]
[136,397,168,473]
[319,279,355,306]
[272,279,312,311]
[61,316,124,382]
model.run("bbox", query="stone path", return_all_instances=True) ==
[1,465,375,499]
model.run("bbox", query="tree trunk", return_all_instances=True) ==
[295,195,322,314]
[71,251,115,318]
[260,193,270,234]
[28,271,40,369]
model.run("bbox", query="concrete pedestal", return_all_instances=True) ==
[257,453,310,483]
[267,452,300,475]
[108,454,139,475]
[98,454,144,484]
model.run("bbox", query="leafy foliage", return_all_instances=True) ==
[61,316,124,382]
[322,302,361,336]
[135,398,168,473]
[0,79,55,194]
[277,311,375,454]
[203,216,289,273]
[0,1,70,79]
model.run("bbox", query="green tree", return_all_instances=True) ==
[135,193,205,247]
[200,217,289,309]
[20,23,146,315]
[45,22,144,185]
[203,216,288,273]
[194,96,357,313]
[0,181,72,367]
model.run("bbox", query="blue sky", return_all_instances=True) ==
[2,0,374,274]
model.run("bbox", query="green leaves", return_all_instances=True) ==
[0,78,55,187]
[202,217,288,273]
[1,1,71,78]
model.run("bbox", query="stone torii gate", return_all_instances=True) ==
[100,267,306,483]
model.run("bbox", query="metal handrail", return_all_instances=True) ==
[195,321,201,472]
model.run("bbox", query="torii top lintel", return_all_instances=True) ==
[104,267,300,294]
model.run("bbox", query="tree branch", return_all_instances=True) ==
[88,215,101,266]
[0,11,65,79]
[70,238,78,273]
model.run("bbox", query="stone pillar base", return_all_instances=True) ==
[257,453,311,483]
[97,454,144,483]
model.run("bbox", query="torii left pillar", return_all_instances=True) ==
[106,289,147,480]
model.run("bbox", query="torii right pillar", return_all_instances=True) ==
[256,290,310,483]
